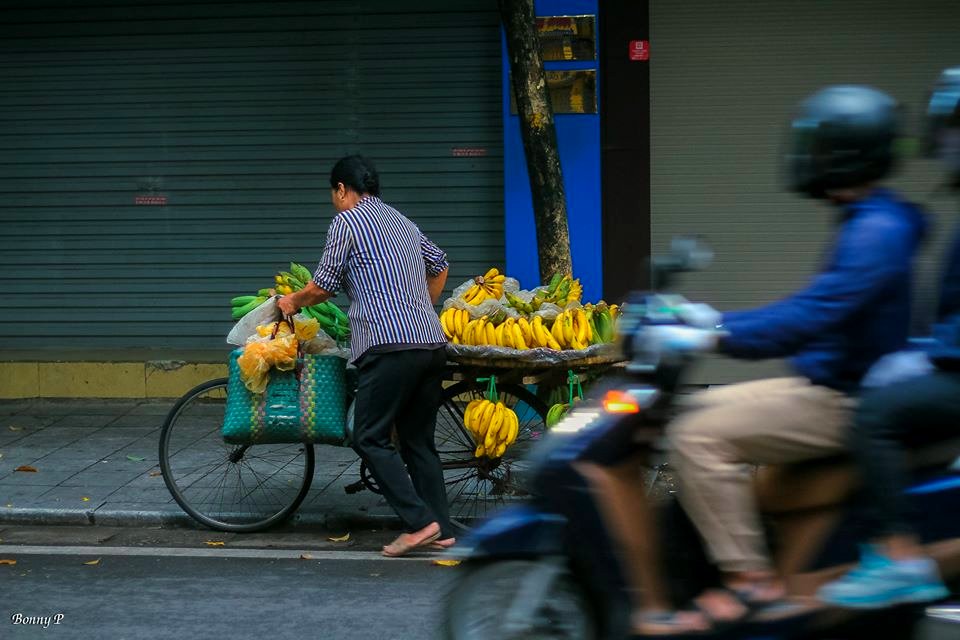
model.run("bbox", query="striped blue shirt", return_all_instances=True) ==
[313,196,449,362]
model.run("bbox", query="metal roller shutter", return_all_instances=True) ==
[650,0,960,383]
[0,0,502,352]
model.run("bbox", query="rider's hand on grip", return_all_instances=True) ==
[641,325,719,354]
[675,302,722,329]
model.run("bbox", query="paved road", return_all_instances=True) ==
[2,546,454,640]
[1,525,957,640]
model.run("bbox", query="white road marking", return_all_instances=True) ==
[0,544,446,562]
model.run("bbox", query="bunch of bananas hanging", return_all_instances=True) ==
[464,398,520,459]
[541,273,583,307]
[546,402,572,428]
[460,268,507,305]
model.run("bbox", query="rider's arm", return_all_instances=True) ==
[717,214,909,359]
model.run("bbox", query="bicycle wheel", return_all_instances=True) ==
[436,381,549,528]
[159,378,315,532]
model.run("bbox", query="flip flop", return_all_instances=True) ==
[429,538,456,551]
[382,529,442,557]
[630,610,711,637]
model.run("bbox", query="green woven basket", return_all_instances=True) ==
[223,348,347,445]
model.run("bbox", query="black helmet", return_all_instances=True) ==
[788,86,901,198]
[926,67,960,187]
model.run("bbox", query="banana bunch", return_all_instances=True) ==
[274,262,313,295]
[464,398,520,459]
[541,274,583,307]
[460,268,507,305]
[546,402,571,428]
[585,302,620,344]
[301,301,350,342]
[550,308,594,350]
[439,307,471,344]
[505,291,542,315]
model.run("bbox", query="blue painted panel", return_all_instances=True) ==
[503,0,602,300]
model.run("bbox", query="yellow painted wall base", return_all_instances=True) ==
[0,361,228,399]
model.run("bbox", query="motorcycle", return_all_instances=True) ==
[441,238,960,639]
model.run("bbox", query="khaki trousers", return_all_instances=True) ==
[667,377,854,573]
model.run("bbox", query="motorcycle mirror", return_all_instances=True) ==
[650,235,713,289]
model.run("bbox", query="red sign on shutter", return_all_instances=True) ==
[629,40,650,61]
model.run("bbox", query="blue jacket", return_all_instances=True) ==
[720,189,928,391]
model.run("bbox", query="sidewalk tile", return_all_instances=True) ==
[58,470,143,487]
[2,469,81,486]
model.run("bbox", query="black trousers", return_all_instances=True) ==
[352,348,451,537]
[851,370,960,538]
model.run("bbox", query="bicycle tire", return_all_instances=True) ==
[159,378,316,533]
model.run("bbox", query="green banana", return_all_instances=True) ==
[231,296,267,320]
[280,271,305,291]
[290,262,313,284]
[546,273,563,295]
[231,295,258,307]
[546,403,570,429]
[257,288,273,297]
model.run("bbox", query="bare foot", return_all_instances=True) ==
[382,522,441,557]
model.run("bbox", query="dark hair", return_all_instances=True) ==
[329,155,381,197]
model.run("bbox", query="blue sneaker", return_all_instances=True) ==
[818,546,950,609]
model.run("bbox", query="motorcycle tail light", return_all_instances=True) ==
[602,390,641,414]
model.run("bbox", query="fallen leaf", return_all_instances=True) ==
[299,553,314,560]
[81,497,90,502]
[328,533,350,543]
[369,573,381,577]
[148,470,163,477]
[14,465,37,473]
[83,559,100,566]
[8,426,22,432]
[433,559,461,567]
[205,541,225,547]
[126,455,145,462]
[0,559,16,566]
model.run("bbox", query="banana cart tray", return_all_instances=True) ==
[445,342,623,371]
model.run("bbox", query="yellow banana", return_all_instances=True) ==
[518,317,534,345]
[562,312,575,345]
[575,309,589,344]
[512,323,527,350]
[532,316,547,347]
[457,309,468,336]
[474,444,485,458]
[483,267,499,280]
[485,403,504,449]
[463,399,483,434]
[478,401,496,437]
[489,274,506,284]
[440,310,453,339]
[476,318,488,345]
[494,322,506,347]
[506,409,520,445]
[502,319,515,349]
[552,316,567,348]
[485,321,497,346]
[452,335,460,345]
[494,442,507,458]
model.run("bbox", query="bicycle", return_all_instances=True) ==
[158,365,549,533]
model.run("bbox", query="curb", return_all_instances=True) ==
[0,507,403,531]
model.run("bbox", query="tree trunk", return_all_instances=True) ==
[499,0,573,283]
